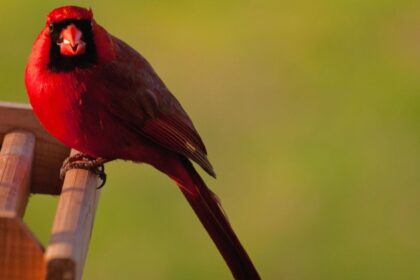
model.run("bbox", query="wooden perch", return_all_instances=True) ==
[45,150,102,280]
[0,102,102,280]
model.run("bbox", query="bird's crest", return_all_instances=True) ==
[47,6,93,25]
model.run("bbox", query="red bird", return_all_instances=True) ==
[25,6,259,279]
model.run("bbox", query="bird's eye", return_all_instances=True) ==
[49,24,54,32]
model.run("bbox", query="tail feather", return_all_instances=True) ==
[173,158,260,279]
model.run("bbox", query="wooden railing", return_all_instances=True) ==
[0,102,101,280]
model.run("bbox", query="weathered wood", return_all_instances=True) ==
[0,102,70,194]
[45,150,102,280]
[0,130,45,280]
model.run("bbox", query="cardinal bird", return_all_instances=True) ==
[25,6,260,279]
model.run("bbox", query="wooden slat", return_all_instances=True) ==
[0,130,45,280]
[45,150,102,280]
[0,102,70,194]
[0,131,34,217]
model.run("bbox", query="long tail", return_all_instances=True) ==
[167,157,260,279]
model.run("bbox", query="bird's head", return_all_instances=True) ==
[45,6,98,71]
[47,6,93,56]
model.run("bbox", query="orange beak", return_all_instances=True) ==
[58,24,86,56]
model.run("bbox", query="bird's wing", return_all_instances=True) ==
[97,37,215,177]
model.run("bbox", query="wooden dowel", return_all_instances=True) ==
[45,150,102,280]
[0,130,45,280]
[0,130,35,217]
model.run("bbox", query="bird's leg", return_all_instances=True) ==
[60,154,109,189]
[61,153,93,169]
[60,153,97,179]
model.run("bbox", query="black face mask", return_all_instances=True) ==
[48,19,97,72]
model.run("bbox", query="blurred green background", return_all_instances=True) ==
[1,0,420,279]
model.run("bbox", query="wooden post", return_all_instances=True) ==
[45,150,102,280]
[0,103,100,279]
[0,130,45,280]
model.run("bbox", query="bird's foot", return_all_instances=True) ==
[60,153,109,189]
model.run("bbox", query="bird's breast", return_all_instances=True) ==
[26,68,118,157]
